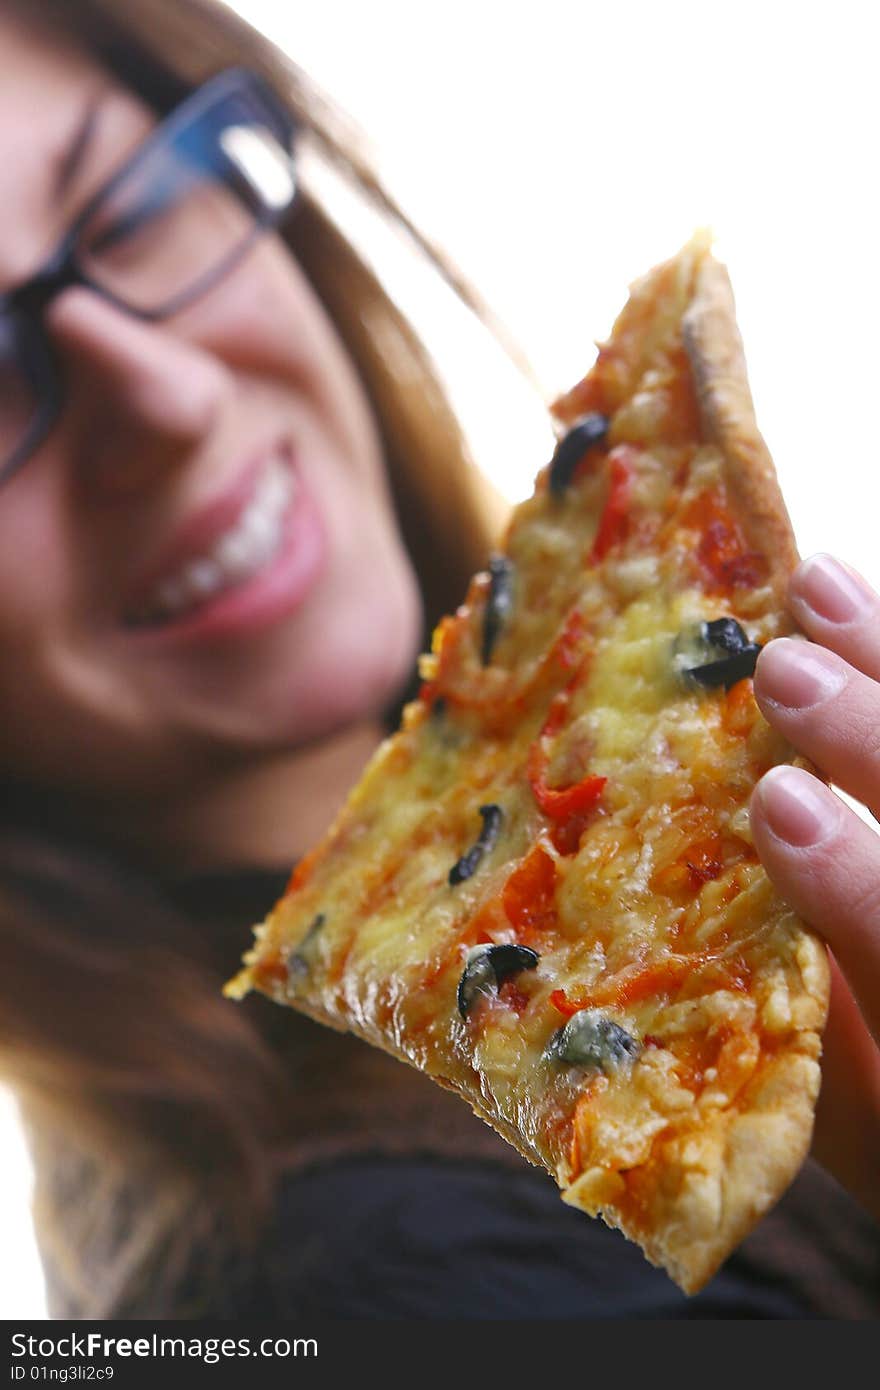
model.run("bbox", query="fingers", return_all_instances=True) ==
[786,553,880,681]
[749,767,880,1046]
[753,638,880,817]
[811,956,880,1222]
[752,551,880,1214]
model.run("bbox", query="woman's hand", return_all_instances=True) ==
[749,553,880,1221]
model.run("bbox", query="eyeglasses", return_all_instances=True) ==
[0,67,299,486]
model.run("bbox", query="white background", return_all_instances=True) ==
[3,0,879,1319]
[232,0,880,579]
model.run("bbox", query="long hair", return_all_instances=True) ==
[0,0,550,1317]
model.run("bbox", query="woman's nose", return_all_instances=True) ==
[43,286,232,491]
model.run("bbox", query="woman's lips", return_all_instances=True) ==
[123,445,328,644]
[125,448,279,618]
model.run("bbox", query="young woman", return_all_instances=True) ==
[1,0,877,1318]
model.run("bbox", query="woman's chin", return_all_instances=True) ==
[286,584,424,740]
[205,564,424,755]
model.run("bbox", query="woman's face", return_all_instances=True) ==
[0,16,422,802]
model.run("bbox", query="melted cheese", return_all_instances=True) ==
[232,414,810,1176]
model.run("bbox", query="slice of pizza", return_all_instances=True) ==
[226,235,829,1295]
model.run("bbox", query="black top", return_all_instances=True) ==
[156,868,880,1321]
[203,1154,809,1319]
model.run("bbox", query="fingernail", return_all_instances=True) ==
[755,766,838,847]
[757,638,846,709]
[797,554,872,623]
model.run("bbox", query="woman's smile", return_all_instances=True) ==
[122,439,328,643]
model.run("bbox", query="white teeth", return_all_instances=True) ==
[215,531,252,572]
[186,559,223,595]
[243,510,277,547]
[138,458,294,623]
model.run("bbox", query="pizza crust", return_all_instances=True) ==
[683,257,801,614]
[563,1027,824,1293]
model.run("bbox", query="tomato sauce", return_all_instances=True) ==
[682,487,768,593]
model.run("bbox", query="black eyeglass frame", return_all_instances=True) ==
[0,66,299,484]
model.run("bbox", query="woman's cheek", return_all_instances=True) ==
[296,530,423,729]
[0,486,73,642]
[210,241,385,492]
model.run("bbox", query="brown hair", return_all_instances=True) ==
[0,0,547,1317]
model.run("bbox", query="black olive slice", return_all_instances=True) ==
[674,617,762,691]
[457,943,540,1018]
[286,912,325,980]
[688,644,762,689]
[481,555,515,666]
[704,617,749,654]
[548,413,609,495]
[449,804,504,885]
[544,1009,640,1072]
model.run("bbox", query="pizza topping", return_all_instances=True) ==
[674,616,761,690]
[448,804,505,885]
[687,645,761,691]
[481,555,515,665]
[527,688,606,827]
[457,943,540,1018]
[529,763,607,823]
[285,912,326,980]
[683,488,769,592]
[545,1008,641,1073]
[548,412,609,495]
[502,844,559,938]
[588,445,636,563]
[705,617,751,654]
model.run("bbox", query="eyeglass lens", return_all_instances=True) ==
[76,84,296,318]
[0,73,296,481]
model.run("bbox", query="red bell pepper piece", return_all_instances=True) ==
[589,446,636,563]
